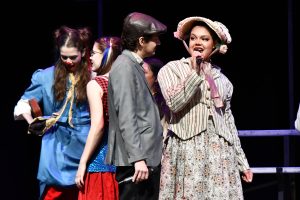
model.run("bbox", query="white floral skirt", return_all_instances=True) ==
[159,120,244,200]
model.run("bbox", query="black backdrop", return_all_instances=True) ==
[3,0,299,199]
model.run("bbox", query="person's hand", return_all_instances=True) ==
[27,117,47,136]
[75,163,87,189]
[22,113,34,124]
[241,169,253,183]
[132,160,149,183]
[190,50,202,74]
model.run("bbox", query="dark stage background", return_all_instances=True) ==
[3,0,299,199]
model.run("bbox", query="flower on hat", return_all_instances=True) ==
[173,31,180,39]
[219,44,228,54]
[208,43,229,58]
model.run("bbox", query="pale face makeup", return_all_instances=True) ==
[60,46,82,72]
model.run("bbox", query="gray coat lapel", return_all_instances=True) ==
[123,50,155,101]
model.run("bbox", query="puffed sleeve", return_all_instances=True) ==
[14,69,44,120]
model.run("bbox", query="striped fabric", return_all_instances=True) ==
[158,57,250,171]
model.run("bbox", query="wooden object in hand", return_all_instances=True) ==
[29,98,42,117]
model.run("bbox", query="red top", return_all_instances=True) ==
[94,76,109,123]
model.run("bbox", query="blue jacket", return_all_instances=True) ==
[20,66,90,197]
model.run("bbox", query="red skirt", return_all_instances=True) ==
[78,172,119,200]
[42,185,78,200]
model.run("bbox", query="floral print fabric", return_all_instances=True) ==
[159,119,244,200]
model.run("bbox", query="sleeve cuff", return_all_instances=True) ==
[14,99,31,120]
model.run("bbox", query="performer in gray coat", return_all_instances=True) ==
[105,12,167,200]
